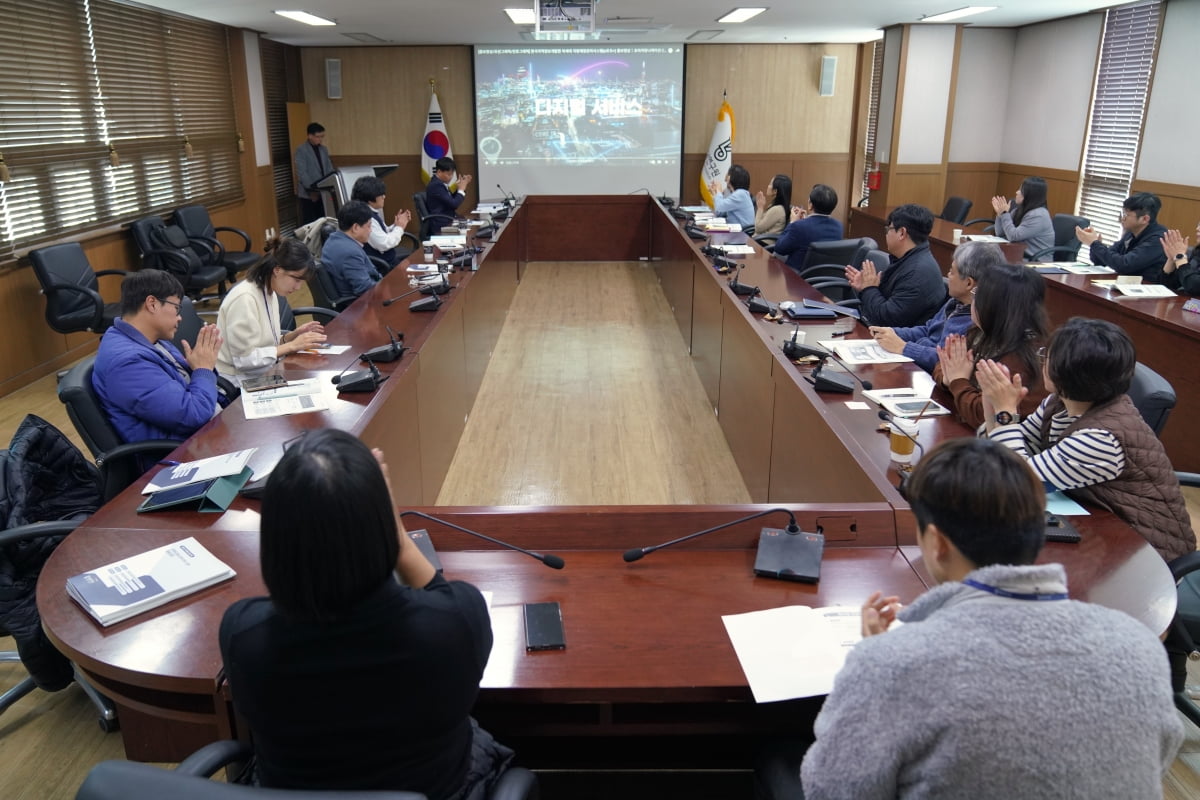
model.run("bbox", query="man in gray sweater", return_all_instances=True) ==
[765,438,1183,800]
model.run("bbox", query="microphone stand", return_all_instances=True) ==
[728,263,758,296]
[382,286,427,307]
[398,510,565,569]
[623,507,800,563]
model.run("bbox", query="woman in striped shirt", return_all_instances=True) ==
[974,316,1194,563]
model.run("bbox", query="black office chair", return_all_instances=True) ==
[938,197,973,225]
[799,238,877,273]
[28,243,128,335]
[76,739,540,800]
[57,356,184,502]
[1027,214,1090,262]
[862,249,891,274]
[798,264,847,282]
[1,518,118,731]
[807,277,861,307]
[412,192,456,242]
[173,205,262,283]
[130,215,230,302]
[1127,361,1175,437]
[279,294,339,328]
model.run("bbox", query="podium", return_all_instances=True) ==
[314,164,399,217]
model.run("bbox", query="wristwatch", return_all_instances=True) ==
[1175,253,1188,262]
[994,410,1018,426]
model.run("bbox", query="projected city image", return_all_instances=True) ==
[475,46,683,176]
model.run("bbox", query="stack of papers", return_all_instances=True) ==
[723,605,865,702]
[817,340,913,365]
[962,234,1007,243]
[143,449,256,494]
[66,537,236,626]
[429,235,467,250]
[861,388,950,417]
[715,244,756,255]
[1101,283,1177,297]
[243,377,333,420]
[1061,264,1114,275]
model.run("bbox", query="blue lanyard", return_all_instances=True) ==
[962,578,1068,602]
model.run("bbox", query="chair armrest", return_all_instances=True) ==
[188,234,226,262]
[0,519,82,547]
[399,231,421,250]
[143,248,197,283]
[40,282,105,330]
[1176,471,1200,488]
[367,254,391,276]
[491,766,540,800]
[217,376,241,403]
[962,217,993,228]
[213,226,252,252]
[1170,551,1200,582]
[176,739,254,777]
[1027,244,1081,261]
[96,440,183,470]
[290,305,339,324]
[92,269,131,279]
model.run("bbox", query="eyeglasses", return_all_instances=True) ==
[885,225,897,233]
[156,297,182,315]
[1036,346,1048,364]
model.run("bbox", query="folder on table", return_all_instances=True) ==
[137,466,253,513]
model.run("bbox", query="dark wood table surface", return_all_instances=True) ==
[36,196,1175,761]
[849,205,1200,470]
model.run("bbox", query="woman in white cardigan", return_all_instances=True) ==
[216,237,326,380]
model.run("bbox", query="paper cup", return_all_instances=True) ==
[889,418,920,464]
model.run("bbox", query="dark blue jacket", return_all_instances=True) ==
[425,177,464,221]
[892,298,974,372]
[1090,222,1168,283]
[322,229,380,300]
[857,243,947,328]
[774,215,845,270]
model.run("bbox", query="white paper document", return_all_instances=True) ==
[430,235,467,249]
[860,389,950,417]
[143,448,257,494]
[723,605,863,703]
[242,378,333,420]
[962,234,1007,243]
[1060,264,1114,275]
[1109,283,1177,298]
[817,340,913,364]
[308,344,351,355]
[716,244,756,254]
[680,205,711,213]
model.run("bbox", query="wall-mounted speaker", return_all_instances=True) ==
[819,55,837,97]
[325,58,342,100]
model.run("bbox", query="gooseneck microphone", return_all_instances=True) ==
[360,325,406,363]
[382,286,426,307]
[787,340,873,394]
[623,508,801,563]
[728,262,758,296]
[399,510,565,569]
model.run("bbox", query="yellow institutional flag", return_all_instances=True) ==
[699,97,735,207]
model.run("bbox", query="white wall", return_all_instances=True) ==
[1137,0,1200,185]
[949,29,1015,162]
[875,26,903,164]
[243,32,270,169]
[1000,14,1102,170]
[896,25,957,164]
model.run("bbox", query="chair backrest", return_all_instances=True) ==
[76,760,427,800]
[939,196,973,224]
[801,238,876,272]
[172,296,205,352]
[58,356,122,463]
[173,205,217,240]
[28,243,104,333]
[1051,213,1089,262]
[412,192,440,240]
[130,215,203,272]
[864,249,891,273]
[1128,361,1176,436]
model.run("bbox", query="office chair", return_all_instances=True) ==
[1027,214,1090,262]
[862,249,891,274]
[799,264,848,282]
[938,197,973,225]
[28,243,128,335]
[799,238,877,273]
[412,192,456,242]
[278,294,339,328]
[130,215,230,302]
[173,205,262,283]
[1,518,119,732]
[807,277,861,307]
[1127,362,1175,437]
[76,739,540,800]
[57,356,184,502]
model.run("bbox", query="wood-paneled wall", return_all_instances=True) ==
[1135,180,1200,234]
[942,162,1081,224]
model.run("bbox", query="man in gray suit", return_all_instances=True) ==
[294,122,334,224]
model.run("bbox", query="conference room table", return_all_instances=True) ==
[36,196,1175,765]
[849,205,1200,471]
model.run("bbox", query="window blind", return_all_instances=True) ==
[860,40,884,206]
[1076,0,1162,244]
[260,37,299,235]
[0,0,243,261]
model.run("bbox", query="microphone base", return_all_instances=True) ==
[747,296,779,316]
[333,370,382,393]
[410,296,442,312]
[729,281,757,296]
[360,344,405,363]
[753,527,824,583]
[805,366,855,394]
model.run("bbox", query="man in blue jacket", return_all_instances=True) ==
[1076,192,1168,283]
[774,184,844,270]
[93,270,225,447]
[321,200,381,301]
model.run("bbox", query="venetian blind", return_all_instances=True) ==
[1076,0,1162,243]
[859,40,884,206]
[0,0,243,261]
